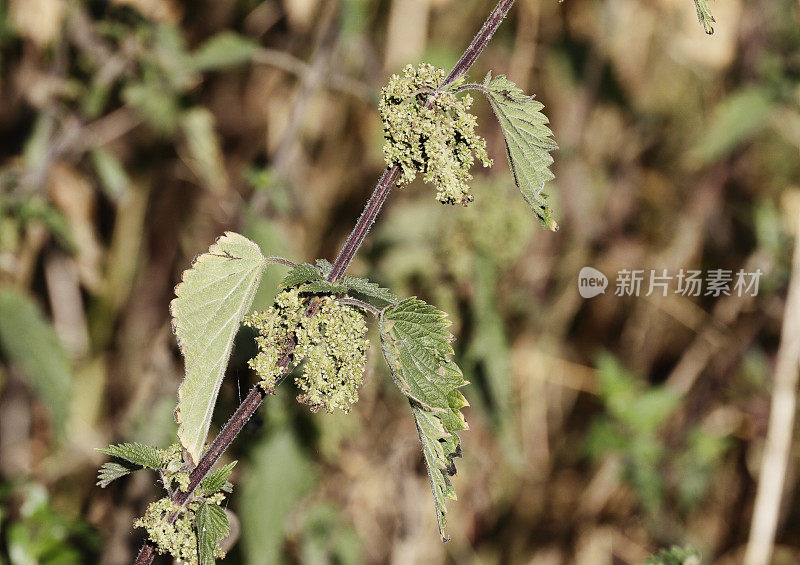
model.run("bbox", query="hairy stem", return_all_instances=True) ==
[327,164,400,282]
[442,0,515,87]
[132,1,515,562]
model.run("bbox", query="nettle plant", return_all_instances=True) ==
[97,2,717,564]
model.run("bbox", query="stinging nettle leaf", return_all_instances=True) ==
[202,461,237,496]
[378,297,468,540]
[481,72,558,231]
[380,298,455,362]
[411,404,462,541]
[280,263,324,289]
[196,503,230,565]
[96,461,139,488]
[172,232,269,465]
[281,262,397,306]
[340,276,398,306]
[315,259,334,276]
[299,281,348,295]
[98,442,162,469]
[693,0,716,34]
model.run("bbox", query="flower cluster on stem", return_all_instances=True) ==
[244,289,368,413]
[380,63,492,206]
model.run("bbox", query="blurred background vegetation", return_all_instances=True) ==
[1,0,799,563]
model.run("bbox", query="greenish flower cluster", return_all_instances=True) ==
[379,63,492,206]
[134,496,226,565]
[244,288,369,413]
[160,443,190,492]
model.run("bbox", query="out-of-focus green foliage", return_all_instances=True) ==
[691,87,775,165]
[3,484,99,564]
[644,545,701,565]
[298,503,360,565]
[191,33,260,73]
[240,429,317,565]
[586,355,731,521]
[0,290,72,435]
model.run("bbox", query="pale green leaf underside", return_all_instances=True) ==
[196,503,230,565]
[482,73,558,231]
[172,232,268,465]
[379,297,468,540]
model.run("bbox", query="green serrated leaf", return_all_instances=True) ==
[196,503,230,565]
[96,461,138,488]
[378,297,468,540]
[98,442,162,469]
[0,289,72,436]
[192,32,259,72]
[285,266,397,304]
[482,73,558,231]
[340,276,398,305]
[411,404,461,541]
[202,461,237,496]
[299,281,348,294]
[315,259,334,275]
[171,232,268,465]
[380,298,454,364]
[280,263,323,289]
[693,0,716,34]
